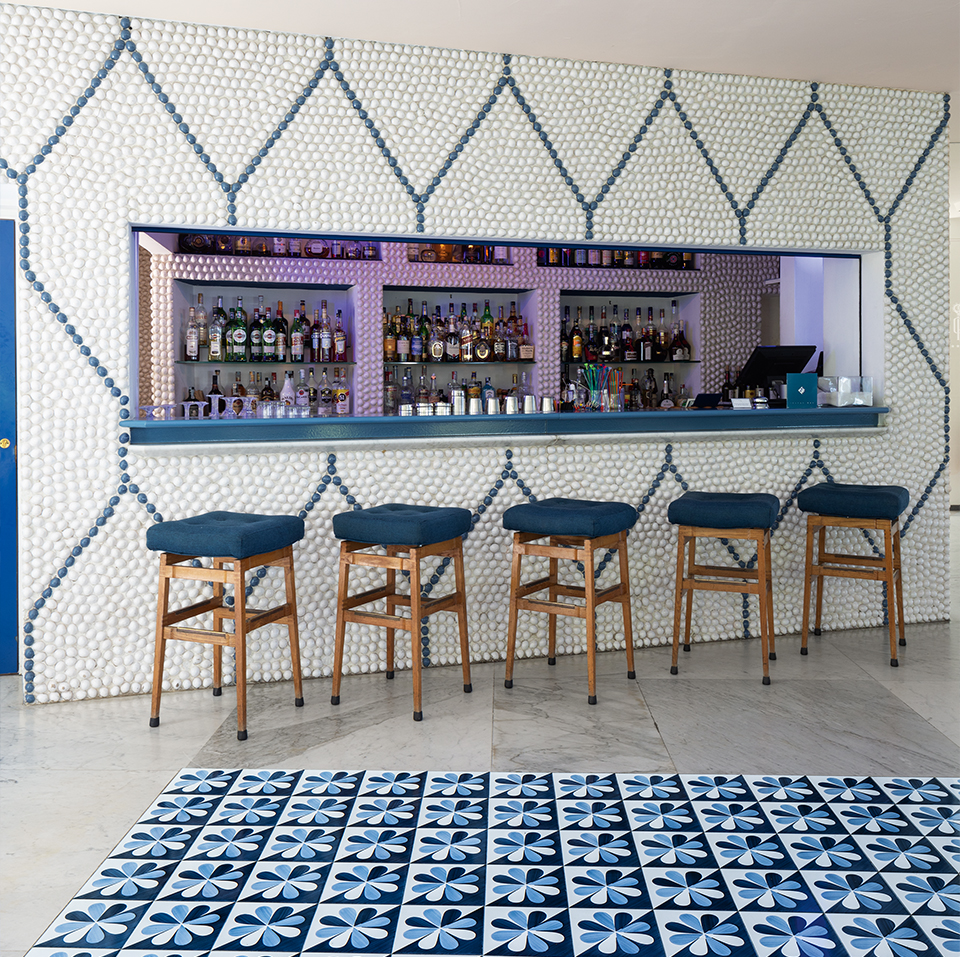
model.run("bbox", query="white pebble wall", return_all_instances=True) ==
[1,4,949,704]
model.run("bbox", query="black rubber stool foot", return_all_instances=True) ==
[548,657,556,666]
[295,697,304,708]
[413,711,423,721]
[212,687,222,697]
[588,695,597,705]
[463,683,472,693]
[762,676,771,685]
[330,695,340,706]
[769,652,777,661]
[813,628,822,636]
[386,671,394,680]
[627,671,636,679]
[800,647,808,656]
[504,679,513,689]
[670,666,679,675]
[683,644,690,653]
[890,658,899,667]
[237,729,248,741]
[149,716,160,728]
[899,638,906,646]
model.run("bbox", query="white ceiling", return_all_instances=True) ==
[29,0,960,107]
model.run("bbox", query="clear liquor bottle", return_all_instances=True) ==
[184,306,199,361]
[295,368,310,407]
[318,368,333,416]
[319,300,333,364]
[306,366,319,414]
[195,293,209,350]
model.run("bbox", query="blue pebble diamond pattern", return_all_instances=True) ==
[25,771,960,955]
[4,15,949,702]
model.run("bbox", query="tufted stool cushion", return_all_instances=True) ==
[333,504,472,547]
[668,491,780,530]
[146,511,305,559]
[503,498,637,538]
[797,482,909,522]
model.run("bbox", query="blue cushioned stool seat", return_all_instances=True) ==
[147,511,305,559]
[503,498,637,538]
[797,482,909,521]
[333,504,471,547]
[668,491,780,530]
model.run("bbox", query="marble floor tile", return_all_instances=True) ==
[637,676,960,775]
[871,679,960,746]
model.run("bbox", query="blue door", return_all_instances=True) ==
[0,219,17,673]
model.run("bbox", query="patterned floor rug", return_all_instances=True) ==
[27,771,960,956]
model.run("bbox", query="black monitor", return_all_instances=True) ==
[735,345,817,390]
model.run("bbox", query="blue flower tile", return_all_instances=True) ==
[295,771,363,797]
[644,867,736,910]
[557,799,628,831]
[426,772,489,797]
[624,800,697,831]
[185,824,272,861]
[703,831,790,868]
[653,909,753,957]
[336,827,416,864]
[393,903,485,953]
[360,772,424,797]
[570,907,662,957]
[683,775,751,802]
[419,797,487,830]
[213,900,314,949]
[350,797,420,829]
[825,912,936,957]
[764,802,845,834]
[809,777,889,805]
[123,898,231,948]
[563,865,651,910]
[743,912,842,957]
[114,823,202,861]
[75,859,175,901]
[305,902,399,952]
[263,825,344,862]
[491,774,554,799]
[877,778,957,806]
[413,828,487,864]
[805,870,904,915]
[484,905,572,956]
[887,872,960,916]
[618,774,686,801]
[720,869,818,912]
[485,864,567,908]
[744,776,818,804]
[692,801,772,833]
[912,915,960,953]
[321,862,408,905]
[489,798,558,830]
[851,834,951,873]
[239,861,331,904]
[157,858,254,902]
[230,768,301,795]
[554,774,621,800]
[168,768,240,794]
[33,900,148,949]
[638,831,719,868]
[403,863,486,906]
[783,833,871,870]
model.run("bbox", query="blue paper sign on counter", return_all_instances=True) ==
[787,372,818,408]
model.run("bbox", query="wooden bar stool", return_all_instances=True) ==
[330,504,472,721]
[667,491,780,684]
[502,498,637,704]
[146,511,305,740]
[797,482,909,666]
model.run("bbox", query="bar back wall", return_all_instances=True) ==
[1,4,950,702]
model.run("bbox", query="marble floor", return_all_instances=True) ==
[2,526,959,955]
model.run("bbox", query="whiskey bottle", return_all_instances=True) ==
[429,310,446,362]
[230,371,247,415]
[598,306,613,361]
[333,310,347,363]
[383,307,397,363]
[656,308,670,362]
[259,370,276,401]
[411,302,427,362]
[493,321,506,361]
[505,303,520,361]
[396,306,411,362]
[383,369,399,415]
[571,307,584,361]
[519,322,534,361]
[184,306,199,361]
[459,307,475,362]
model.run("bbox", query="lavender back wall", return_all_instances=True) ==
[1,6,949,703]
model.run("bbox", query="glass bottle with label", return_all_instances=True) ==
[383,307,397,363]
[306,367,319,414]
[459,307,475,362]
[261,307,276,362]
[622,309,636,362]
[493,321,506,361]
[290,308,306,364]
[280,369,296,406]
[334,369,351,416]
[209,296,228,361]
[505,303,520,361]
[411,302,427,362]
[295,369,310,407]
[195,294,209,351]
[584,306,598,362]
[383,369,399,415]
[207,370,226,416]
[445,309,460,363]
[334,310,347,362]
[249,305,264,362]
[475,301,494,361]
[396,303,411,362]
[275,301,288,363]
[246,371,259,415]
[318,368,333,416]
[184,306,199,361]
[571,307,584,361]
[230,372,247,415]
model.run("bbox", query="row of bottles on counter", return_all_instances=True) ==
[184,296,349,364]
[184,368,351,418]
[405,243,511,265]
[178,233,380,260]
[560,300,692,363]
[382,367,535,416]
[383,299,534,364]
[538,247,696,270]
[561,367,691,411]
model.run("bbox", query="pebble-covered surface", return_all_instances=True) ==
[0,5,949,703]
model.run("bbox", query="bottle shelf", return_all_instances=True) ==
[385,360,536,367]
[177,360,356,366]
[562,359,700,365]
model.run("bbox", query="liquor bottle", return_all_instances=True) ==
[383,307,397,363]
[209,296,228,361]
[399,369,414,407]
[249,305,264,362]
[481,300,495,343]
[629,368,640,410]
[641,308,654,361]
[184,306,199,361]
[334,368,351,416]
[246,371,259,415]
[185,385,199,419]
[309,309,321,363]
[475,301,494,361]
[610,306,621,361]
[505,303,520,361]
[234,297,249,361]
[429,310,446,362]
[275,301,288,362]
[225,308,240,361]
[656,308,670,362]
[481,375,497,407]
[259,370,276,401]
[622,309,636,362]
[584,306,598,362]
[411,302,427,362]
[261,307,276,362]
[415,368,430,405]
[720,368,733,407]
[230,371,247,415]
[574,247,588,267]
[449,372,464,413]
[459,307,475,362]
[383,369,399,415]
[290,308,306,364]
[560,306,571,363]
[319,300,333,364]
[279,369,296,406]
[624,248,636,268]
[428,373,441,406]
[599,306,613,361]
[517,370,531,406]
[445,311,460,362]
[287,237,302,258]
[306,366,319,414]
[272,235,288,257]
[641,368,658,409]
[659,372,673,407]
[601,248,613,268]
[396,303,411,362]
[295,368,310,407]
[333,308,347,363]
[493,245,509,265]
[467,371,482,402]
[613,248,625,269]
[318,368,333,416]
[208,370,226,415]
[519,321,534,361]
[493,320,506,361]
[588,247,601,267]
[571,307,584,361]
[195,293,209,350]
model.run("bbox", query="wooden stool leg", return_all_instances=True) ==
[584,538,598,704]
[883,522,900,667]
[385,546,397,679]
[409,549,424,721]
[756,530,772,685]
[504,535,523,689]
[764,530,776,661]
[670,530,687,675]
[452,539,472,693]
[547,554,559,665]
[617,532,636,679]
[232,563,248,740]
[212,558,225,695]
[281,547,304,707]
[683,536,695,651]
[801,517,816,655]
[813,525,826,635]
[893,523,906,648]
[331,544,350,706]
[149,557,170,727]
